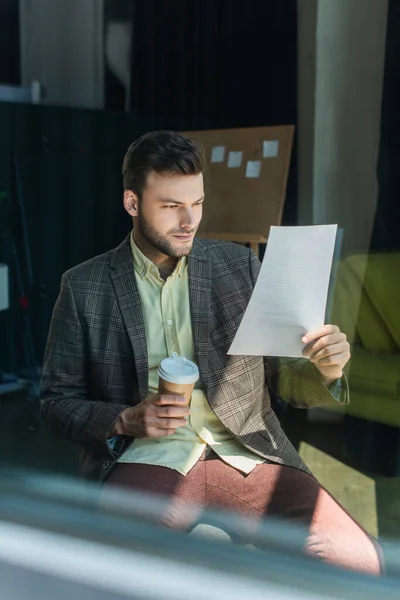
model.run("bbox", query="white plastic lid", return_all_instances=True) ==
[158,355,199,385]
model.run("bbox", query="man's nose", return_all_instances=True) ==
[180,208,194,229]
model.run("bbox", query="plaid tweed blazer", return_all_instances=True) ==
[40,235,347,479]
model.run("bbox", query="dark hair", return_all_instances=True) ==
[122,130,205,197]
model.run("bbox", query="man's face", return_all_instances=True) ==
[135,171,204,258]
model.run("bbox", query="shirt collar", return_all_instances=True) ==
[130,231,187,279]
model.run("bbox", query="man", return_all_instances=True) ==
[40,130,381,575]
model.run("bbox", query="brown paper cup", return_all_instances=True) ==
[158,378,195,406]
[157,355,199,406]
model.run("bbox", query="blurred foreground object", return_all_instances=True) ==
[0,469,400,599]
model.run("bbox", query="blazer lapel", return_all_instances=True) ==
[110,236,148,401]
[188,240,211,390]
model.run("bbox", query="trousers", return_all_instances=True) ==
[104,451,382,576]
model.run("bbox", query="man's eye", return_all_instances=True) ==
[164,205,178,209]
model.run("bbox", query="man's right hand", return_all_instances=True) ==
[112,394,190,439]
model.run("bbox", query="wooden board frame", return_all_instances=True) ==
[182,125,294,254]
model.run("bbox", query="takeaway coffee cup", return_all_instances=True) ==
[157,355,199,405]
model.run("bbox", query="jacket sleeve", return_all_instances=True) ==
[39,273,130,456]
[248,250,349,409]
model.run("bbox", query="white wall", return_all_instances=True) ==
[19,0,104,110]
[298,0,389,253]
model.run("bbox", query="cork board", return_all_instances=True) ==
[181,125,294,241]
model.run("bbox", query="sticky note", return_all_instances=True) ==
[245,160,261,178]
[211,146,225,163]
[263,140,279,158]
[227,151,243,168]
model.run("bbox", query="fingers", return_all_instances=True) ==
[304,339,348,361]
[136,397,190,439]
[301,325,351,378]
[136,414,188,438]
[145,415,188,437]
[311,346,351,364]
[156,405,191,418]
[302,331,348,358]
[153,416,188,430]
[316,351,350,368]
[302,324,339,345]
[153,394,188,406]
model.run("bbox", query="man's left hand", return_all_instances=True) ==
[301,325,351,387]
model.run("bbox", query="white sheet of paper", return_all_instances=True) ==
[211,146,225,163]
[263,140,279,158]
[245,160,261,178]
[227,151,243,168]
[228,225,338,357]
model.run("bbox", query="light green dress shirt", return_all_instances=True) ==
[118,234,266,475]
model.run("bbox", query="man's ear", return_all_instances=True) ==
[123,190,139,217]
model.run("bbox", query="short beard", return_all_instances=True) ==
[137,208,196,258]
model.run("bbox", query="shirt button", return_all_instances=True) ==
[194,407,200,413]
[167,320,173,325]
[164,289,169,294]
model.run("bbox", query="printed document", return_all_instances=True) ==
[228,225,338,357]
